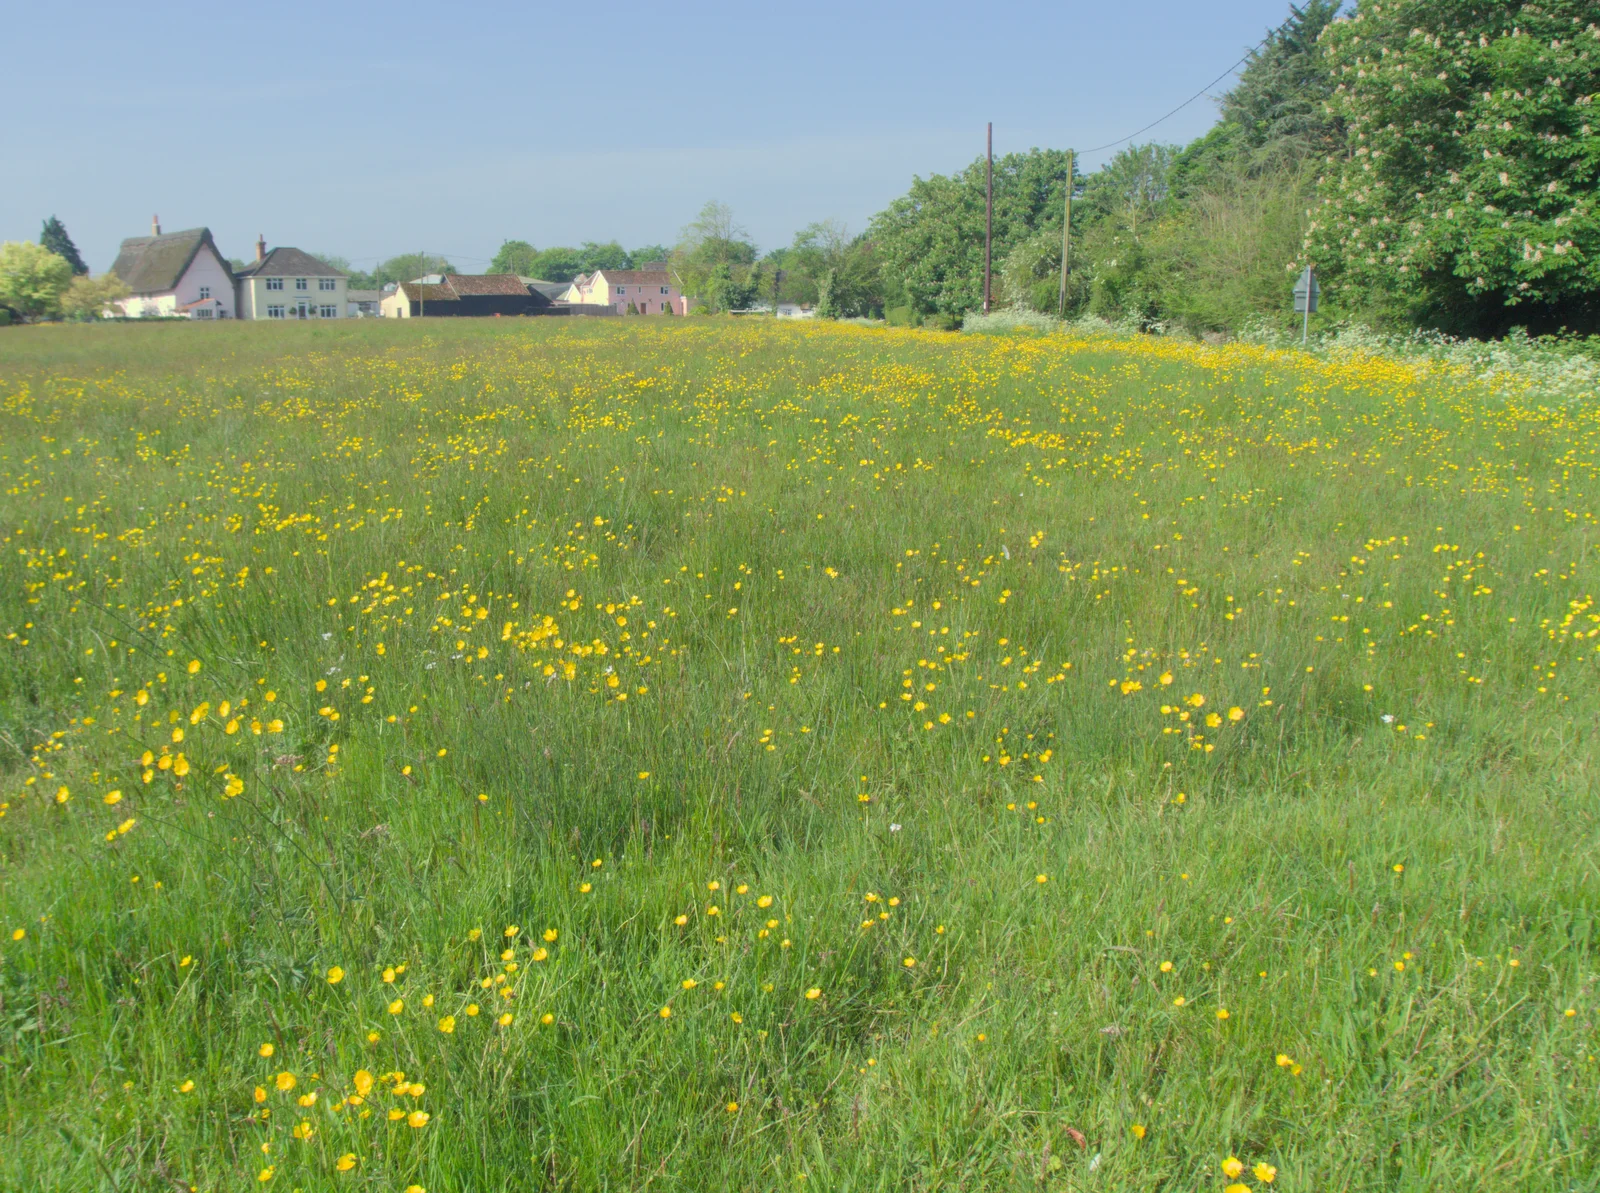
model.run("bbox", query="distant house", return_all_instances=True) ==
[234,239,348,320]
[347,290,382,317]
[560,268,686,315]
[379,274,565,318]
[110,218,236,319]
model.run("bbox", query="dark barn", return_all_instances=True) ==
[391,274,568,317]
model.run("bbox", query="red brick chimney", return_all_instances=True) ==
[152,214,161,236]
[256,235,267,263]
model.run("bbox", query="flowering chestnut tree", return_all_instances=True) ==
[1306,1,1600,329]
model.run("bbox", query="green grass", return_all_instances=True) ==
[0,317,1596,1192]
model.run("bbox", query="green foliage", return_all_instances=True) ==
[676,201,760,304]
[629,244,672,268]
[701,261,763,313]
[574,240,631,274]
[0,241,73,319]
[1078,143,1181,234]
[1219,0,1343,164]
[869,149,1074,318]
[368,254,455,289]
[781,221,884,316]
[1308,0,1600,334]
[1153,164,1317,334]
[525,247,585,282]
[813,268,839,319]
[489,239,539,276]
[38,217,87,276]
[59,272,131,320]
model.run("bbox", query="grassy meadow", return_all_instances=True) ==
[0,317,1597,1191]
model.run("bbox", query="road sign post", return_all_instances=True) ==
[1293,266,1319,344]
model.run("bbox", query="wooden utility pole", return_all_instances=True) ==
[1057,149,1075,319]
[983,122,994,315]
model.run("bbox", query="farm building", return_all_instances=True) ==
[380,274,612,318]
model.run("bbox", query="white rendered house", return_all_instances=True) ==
[234,238,347,320]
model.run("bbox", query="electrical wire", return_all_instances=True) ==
[1078,20,1288,156]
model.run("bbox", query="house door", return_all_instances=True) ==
[296,302,308,319]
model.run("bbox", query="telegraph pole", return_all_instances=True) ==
[983,123,994,315]
[1057,149,1074,319]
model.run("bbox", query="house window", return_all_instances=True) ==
[660,287,669,294]
[295,278,307,290]
[319,305,337,319]
[266,277,283,290]
[319,278,336,291]
[194,308,214,319]
[616,287,625,295]
[199,285,211,300]
[267,305,285,319]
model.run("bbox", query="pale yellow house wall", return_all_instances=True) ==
[239,273,348,320]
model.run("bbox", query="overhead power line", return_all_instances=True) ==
[1079,16,1293,156]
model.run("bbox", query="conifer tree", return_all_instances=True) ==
[40,217,88,276]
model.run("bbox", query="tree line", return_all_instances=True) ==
[7,0,1593,334]
[478,0,1595,335]
[867,0,1597,336]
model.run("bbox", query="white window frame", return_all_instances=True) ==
[660,287,669,294]
[266,277,283,291]
[198,285,211,300]
[267,304,285,319]
[194,308,214,319]
[319,305,337,319]
[295,278,308,290]
[319,277,336,291]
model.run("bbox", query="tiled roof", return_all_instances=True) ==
[396,282,457,302]
[445,274,533,297]
[594,270,674,285]
[109,228,224,294]
[235,248,346,278]
[347,290,382,302]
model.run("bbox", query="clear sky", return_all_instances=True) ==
[4,0,1292,273]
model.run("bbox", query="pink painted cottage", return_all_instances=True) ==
[560,267,686,315]
[109,217,236,319]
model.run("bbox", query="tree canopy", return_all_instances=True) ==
[1306,0,1600,333]
[60,272,130,320]
[0,242,74,319]
[869,149,1074,317]
[489,240,538,276]
[40,217,88,276]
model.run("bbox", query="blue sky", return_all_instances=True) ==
[4,0,1292,272]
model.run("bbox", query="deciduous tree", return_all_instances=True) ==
[489,240,539,275]
[60,272,131,319]
[1307,0,1600,333]
[870,149,1074,318]
[0,241,73,319]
